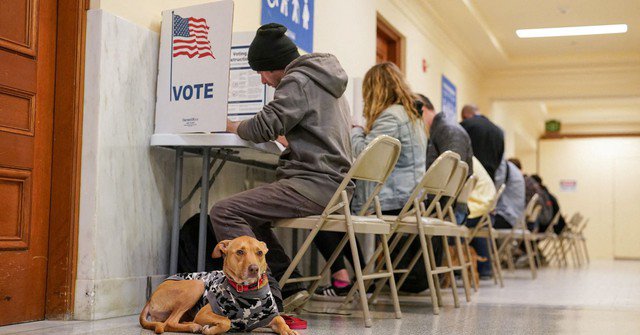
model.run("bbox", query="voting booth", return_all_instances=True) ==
[151,1,284,273]
[155,0,234,133]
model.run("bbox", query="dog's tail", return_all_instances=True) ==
[476,256,489,262]
[139,301,163,333]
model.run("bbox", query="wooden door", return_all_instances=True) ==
[0,0,57,325]
[376,16,403,70]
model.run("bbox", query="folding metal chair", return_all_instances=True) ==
[466,184,506,286]
[273,135,402,327]
[495,195,540,279]
[342,151,463,315]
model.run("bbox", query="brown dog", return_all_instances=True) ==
[441,245,488,288]
[139,236,297,335]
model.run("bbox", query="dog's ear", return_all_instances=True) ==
[259,241,269,255]
[212,240,231,258]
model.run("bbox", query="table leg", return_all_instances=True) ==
[197,148,211,272]
[169,148,183,275]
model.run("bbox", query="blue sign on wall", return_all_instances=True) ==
[442,75,457,118]
[261,0,314,53]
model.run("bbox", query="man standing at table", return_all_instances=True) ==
[211,23,353,315]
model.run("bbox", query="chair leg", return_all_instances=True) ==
[380,233,402,319]
[441,236,460,308]
[395,249,423,291]
[489,235,505,287]
[426,236,443,307]
[307,234,350,299]
[341,238,386,309]
[573,239,583,267]
[533,240,543,267]
[505,242,516,272]
[560,238,569,267]
[455,236,472,302]
[346,224,372,327]
[417,231,439,314]
[369,233,415,303]
[464,239,478,292]
[582,239,590,264]
[523,236,537,279]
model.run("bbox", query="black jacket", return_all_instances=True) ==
[460,115,504,179]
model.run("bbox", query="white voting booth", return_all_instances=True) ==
[155,0,234,133]
[150,0,281,274]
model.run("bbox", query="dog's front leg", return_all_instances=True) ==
[269,315,298,335]
[193,305,231,335]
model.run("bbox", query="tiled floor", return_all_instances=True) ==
[2,260,640,335]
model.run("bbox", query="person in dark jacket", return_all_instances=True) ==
[460,104,504,179]
[531,174,566,234]
[419,94,473,177]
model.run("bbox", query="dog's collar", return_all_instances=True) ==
[227,273,268,293]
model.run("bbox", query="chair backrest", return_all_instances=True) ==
[529,205,542,222]
[456,175,477,206]
[323,135,401,216]
[442,161,469,198]
[525,194,540,218]
[543,211,561,234]
[396,151,460,221]
[438,161,469,220]
[470,184,505,232]
[488,184,506,213]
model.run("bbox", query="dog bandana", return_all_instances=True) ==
[166,271,279,331]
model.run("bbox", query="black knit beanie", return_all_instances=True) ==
[248,23,300,71]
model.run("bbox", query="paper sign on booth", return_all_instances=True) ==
[155,0,234,133]
[227,32,275,122]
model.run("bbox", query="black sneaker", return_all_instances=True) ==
[312,283,352,301]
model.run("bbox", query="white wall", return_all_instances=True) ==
[491,101,546,173]
[539,137,640,260]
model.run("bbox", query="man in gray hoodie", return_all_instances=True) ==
[213,23,353,313]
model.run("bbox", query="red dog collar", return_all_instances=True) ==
[227,273,268,293]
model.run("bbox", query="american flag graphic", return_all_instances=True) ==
[172,14,215,59]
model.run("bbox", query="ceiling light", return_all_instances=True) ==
[516,24,627,38]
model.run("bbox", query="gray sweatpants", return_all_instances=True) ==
[209,181,325,305]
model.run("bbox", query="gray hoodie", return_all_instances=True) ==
[237,53,353,207]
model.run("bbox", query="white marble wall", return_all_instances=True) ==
[76,10,274,320]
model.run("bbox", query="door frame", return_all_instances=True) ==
[376,14,404,72]
[44,0,86,320]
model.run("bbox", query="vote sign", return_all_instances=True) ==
[155,0,234,133]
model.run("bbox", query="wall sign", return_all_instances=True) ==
[560,179,577,192]
[155,0,234,133]
[261,0,314,53]
[441,75,457,118]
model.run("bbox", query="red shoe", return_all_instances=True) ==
[282,314,308,329]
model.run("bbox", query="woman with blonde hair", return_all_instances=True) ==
[313,62,428,299]
[352,62,427,213]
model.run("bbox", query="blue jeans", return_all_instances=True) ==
[464,216,493,277]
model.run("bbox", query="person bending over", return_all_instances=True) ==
[215,23,353,313]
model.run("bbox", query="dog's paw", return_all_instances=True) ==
[190,324,203,333]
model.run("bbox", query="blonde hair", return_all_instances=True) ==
[362,62,419,132]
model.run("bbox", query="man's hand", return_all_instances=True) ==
[227,119,241,134]
[276,135,289,148]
